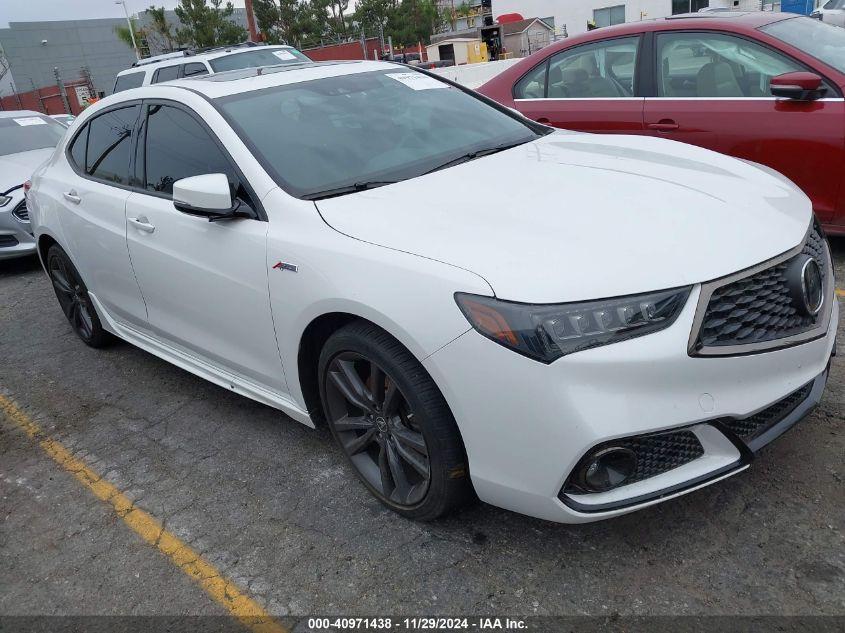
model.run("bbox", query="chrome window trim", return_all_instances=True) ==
[687,222,834,357]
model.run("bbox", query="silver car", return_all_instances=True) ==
[0,110,66,260]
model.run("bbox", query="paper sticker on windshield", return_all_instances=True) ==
[272,49,297,61]
[13,117,47,126]
[386,72,448,90]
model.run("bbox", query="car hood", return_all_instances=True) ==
[0,148,55,193]
[315,132,812,303]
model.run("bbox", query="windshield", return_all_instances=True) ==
[217,69,542,198]
[210,47,311,72]
[761,16,845,74]
[0,115,65,157]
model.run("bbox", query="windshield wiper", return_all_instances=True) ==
[419,140,529,177]
[302,180,398,201]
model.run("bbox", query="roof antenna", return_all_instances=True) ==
[257,67,263,76]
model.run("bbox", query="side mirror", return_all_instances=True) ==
[172,173,251,221]
[770,72,827,101]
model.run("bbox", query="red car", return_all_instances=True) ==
[477,12,845,234]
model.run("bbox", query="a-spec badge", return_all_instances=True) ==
[272,261,298,273]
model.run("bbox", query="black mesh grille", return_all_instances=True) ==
[717,382,813,442]
[696,227,829,349]
[564,429,704,493]
[0,234,19,247]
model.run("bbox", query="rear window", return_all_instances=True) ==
[0,116,65,157]
[152,64,181,84]
[209,47,310,72]
[84,105,139,184]
[114,71,145,93]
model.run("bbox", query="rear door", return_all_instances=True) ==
[512,35,646,134]
[643,30,845,223]
[50,104,148,325]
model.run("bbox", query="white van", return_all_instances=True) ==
[113,44,311,93]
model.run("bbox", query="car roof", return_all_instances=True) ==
[154,59,406,99]
[0,109,47,119]
[116,44,299,77]
[555,10,797,41]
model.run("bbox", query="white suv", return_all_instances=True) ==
[113,44,310,93]
[29,61,838,523]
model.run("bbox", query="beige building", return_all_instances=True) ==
[501,17,553,58]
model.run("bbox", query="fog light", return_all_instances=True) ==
[578,447,637,492]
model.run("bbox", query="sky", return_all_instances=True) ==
[0,0,247,29]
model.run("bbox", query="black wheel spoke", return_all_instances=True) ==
[51,269,73,295]
[370,362,384,409]
[77,304,93,338]
[385,439,412,502]
[329,360,374,412]
[343,427,377,455]
[392,425,428,456]
[382,381,399,416]
[333,414,375,432]
[392,435,429,477]
[378,441,392,496]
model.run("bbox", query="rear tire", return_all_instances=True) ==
[318,320,472,521]
[47,245,112,348]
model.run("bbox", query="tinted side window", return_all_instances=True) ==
[85,106,139,184]
[547,37,639,98]
[655,32,825,98]
[68,124,88,169]
[143,104,237,196]
[114,71,145,93]
[152,64,181,83]
[514,62,548,99]
[182,62,208,77]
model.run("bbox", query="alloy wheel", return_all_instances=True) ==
[324,352,431,507]
[49,255,94,341]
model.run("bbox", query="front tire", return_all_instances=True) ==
[318,321,472,521]
[47,245,112,348]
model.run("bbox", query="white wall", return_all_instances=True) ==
[492,0,738,38]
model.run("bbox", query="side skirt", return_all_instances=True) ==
[88,292,314,428]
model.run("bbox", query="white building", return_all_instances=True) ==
[492,0,767,38]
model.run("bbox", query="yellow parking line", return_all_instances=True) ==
[837,288,845,298]
[0,394,287,633]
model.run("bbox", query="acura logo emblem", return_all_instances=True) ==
[786,255,823,317]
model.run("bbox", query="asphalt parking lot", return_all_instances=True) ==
[1,240,844,624]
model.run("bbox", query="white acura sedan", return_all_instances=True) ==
[28,61,837,523]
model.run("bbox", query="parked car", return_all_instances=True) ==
[50,113,76,127]
[29,61,837,523]
[113,43,311,93]
[477,12,845,235]
[811,0,845,28]
[0,110,66,260]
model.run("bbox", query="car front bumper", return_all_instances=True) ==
[423,287,839,523]
[0,194,36,261]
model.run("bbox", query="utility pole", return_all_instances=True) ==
[244,0,259,42]
[115,1,140,61]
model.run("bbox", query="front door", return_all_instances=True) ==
[644,31,845,223]
[125,102,286,392]
[513,35,646,134]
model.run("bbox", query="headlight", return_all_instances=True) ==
[0,195,11,207]
[455,287,691,363]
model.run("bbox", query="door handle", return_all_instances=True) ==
[63,190,81,204]
[128,216,155,233]
[647,120,679,132]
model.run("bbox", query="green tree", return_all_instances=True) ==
[145,6,181,52]
[174,0,247,49]
[114,20,142,55]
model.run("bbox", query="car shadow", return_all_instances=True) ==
[0,254,42,277]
